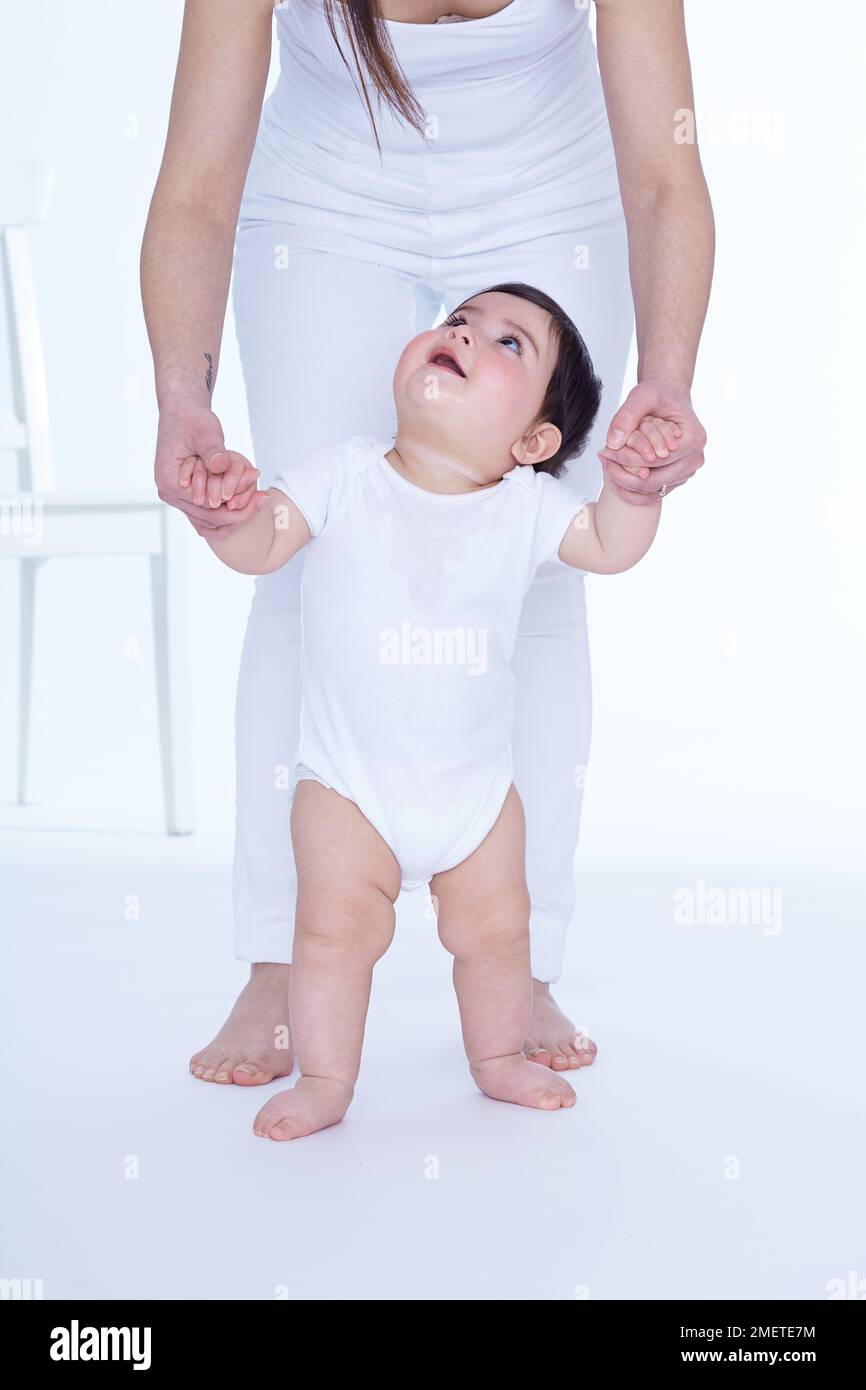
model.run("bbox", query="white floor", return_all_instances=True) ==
[1,828,863,1301]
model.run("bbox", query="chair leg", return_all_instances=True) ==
[150,509,194,834]
[17,555,44,804]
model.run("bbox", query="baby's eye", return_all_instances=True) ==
[499,334,522,355]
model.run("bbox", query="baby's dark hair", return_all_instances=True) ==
[447,282,603,478]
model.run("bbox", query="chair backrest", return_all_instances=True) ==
[0,159,55,490]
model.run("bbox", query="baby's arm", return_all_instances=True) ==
[204,486,311,575]
[558,480,661,574]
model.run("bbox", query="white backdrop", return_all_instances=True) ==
[1,0,863,869]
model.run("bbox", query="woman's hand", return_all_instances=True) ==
[597,380,707,505]
[154,396,261,538]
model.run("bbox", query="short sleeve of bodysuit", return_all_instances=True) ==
[530,469,589,572]
[270,434,372,538]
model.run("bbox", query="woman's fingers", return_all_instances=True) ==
[601,460,665,505]
[207,490,263,530]
[206,467,224,509]
[600,450,689,497]
[598,442,652,478]
[190,458,210,508]
[178,453,197,489]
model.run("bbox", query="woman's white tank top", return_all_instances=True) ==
[260,0,615,188]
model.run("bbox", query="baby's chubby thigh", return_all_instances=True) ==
[289,777,403,975]
[430,785,576,1111]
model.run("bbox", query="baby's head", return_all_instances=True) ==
[392,283,603,487]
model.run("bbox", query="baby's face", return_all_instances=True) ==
[392,291,563,484]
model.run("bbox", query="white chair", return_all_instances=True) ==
[0,158,193,833]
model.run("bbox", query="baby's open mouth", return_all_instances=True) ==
[429,349,466,378]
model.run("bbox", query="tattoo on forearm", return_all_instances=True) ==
[204,352,214,394]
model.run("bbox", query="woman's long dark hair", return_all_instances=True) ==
[320,0,429,157]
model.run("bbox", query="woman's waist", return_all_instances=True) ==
[253,76,615,208]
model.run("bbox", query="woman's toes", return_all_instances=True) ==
[573,1034,598,1065]
[550,1051,570,1071]
[526,1047,554,1068]
[195,1057,228,1082]
[232,1060,275,1085]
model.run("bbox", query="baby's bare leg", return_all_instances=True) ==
[253,779,401,1141]
[430,785,576,1111]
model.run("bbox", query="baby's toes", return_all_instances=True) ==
[473,1057,576,1110]
[253,1091,302,1140]
[253,1078,351,1141]
[531,1073,576,1109]
[258,1113,305,1142]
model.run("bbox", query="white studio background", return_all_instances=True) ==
[0,0,863,872]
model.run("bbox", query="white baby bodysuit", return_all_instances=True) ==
[272,433,587,889]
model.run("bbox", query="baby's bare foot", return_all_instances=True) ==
[523,980,598,1072]
[189,963,293,1085]
[471,1054,576,1110]
[253,1076,353,1140]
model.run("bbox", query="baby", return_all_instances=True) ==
[204,283,675,1141]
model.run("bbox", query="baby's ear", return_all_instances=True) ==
[517,424,561,471]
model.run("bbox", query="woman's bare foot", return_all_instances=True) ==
[523,980,598,1072]
[189,963,294,1085]
[471,1054,576,1110]
[253,1076,353,1140]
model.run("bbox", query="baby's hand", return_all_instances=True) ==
[226,460,261,509]
[199,448,261,510]
[619,415,684,479]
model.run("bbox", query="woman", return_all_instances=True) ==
[141,0,712,1083]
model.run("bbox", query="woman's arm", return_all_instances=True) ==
[593,0,714,500]
[140,0,276,527]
